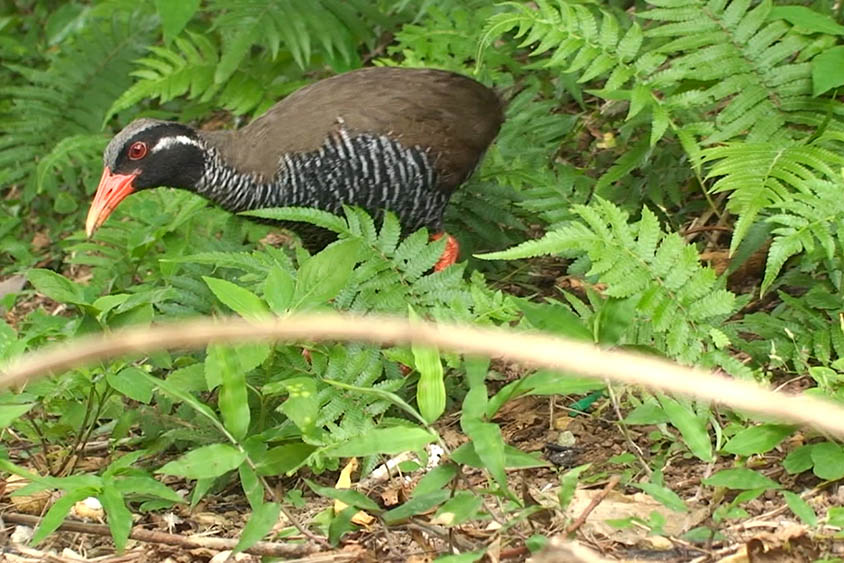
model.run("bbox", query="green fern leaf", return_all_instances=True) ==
[1,9,156,196]
[105,32,219,123]
[242,207,351,235]
[377,212,401,255]
[36,134,108,194]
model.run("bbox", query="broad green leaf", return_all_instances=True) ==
[722,424,793,456]
[155,0,200,43]
[559,464,591,511]
[521,370,605,396]
[278,377,319,436]
[413,463,459,498]
[329,505,358,546]
[239,464,263,511]
[103,451,147,476]
[783,444,815,474]
[462,420,508,493]
[634,482,687,513]
[32,487,98,545]
[383,490,451,524]
[157,444,246,479]
[434,553,484,563]
[255,443,316,476]
[486,371,604,418]
[517,299,592,341]
[263,265,295,314]
[596,296,637,345]
[451,442,548,469]
[324,427,436,457]
[209,346,250,440]
[109,302,154,329]
[624,400,670,425]
[304,479,381,512]
[828,506,844,527]
[203,276,268,320]
[92,294,130,318]
[100,480,132,552]
[412,322,445,424]
[236,343,271,373]
[27,269,87,305]
[191,478,215,509]
[658,395,713,462]
[770,6,844,35]
[812,46,844,96]
[0,403,34,428]
[107,367,154,404]
[782,491,817,527]
[114,476,183,503]
[142,372,221,426]
[432,491,483,526]
[234,502,281,554]
[461,385,488,426]
[0,459,100,491]
[703,468,781,490]
[809,442,844,480]
[292,239,360,309]
[166,364,207,394]
[464,357,489,390]
[0,321,23,361]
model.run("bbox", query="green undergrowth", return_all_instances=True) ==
[3,0,844,559]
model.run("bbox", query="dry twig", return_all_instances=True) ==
[565,475,620,535]
[1,512,319,558]
[3,313,844,437]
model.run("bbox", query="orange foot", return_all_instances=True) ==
[430,232,460,272]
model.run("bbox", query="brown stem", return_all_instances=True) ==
[1,511,320,558]
[565,474,620,536]
[3,314,844,438]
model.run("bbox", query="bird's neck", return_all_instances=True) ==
[190,129,446,233]
[193,147,274,212]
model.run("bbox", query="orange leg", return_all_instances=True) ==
[430,232,460,272]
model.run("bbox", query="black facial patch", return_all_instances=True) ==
[106,121,206,191]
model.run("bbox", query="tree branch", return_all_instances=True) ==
[2,313,844,437]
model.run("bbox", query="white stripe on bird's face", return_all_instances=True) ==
[152,135,204,153]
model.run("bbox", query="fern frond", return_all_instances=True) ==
[479,1,643,91]
[643,0,821,144]
[242,207,351,235]
[105,32,219,123]
[164,251,277,275]
[761,180,844,293]
[480,199,737,363]
[0,10,156,193]
[36,134,108,195]
[377,212,402,255]
[210,0,385,79]
[701,142,844,253]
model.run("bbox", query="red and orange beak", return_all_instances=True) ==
[85,168,137,237]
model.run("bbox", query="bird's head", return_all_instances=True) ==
[86,119,206,236]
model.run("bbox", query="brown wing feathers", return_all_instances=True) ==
[202,68,503,189]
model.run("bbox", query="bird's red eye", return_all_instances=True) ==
[128,141,148,160]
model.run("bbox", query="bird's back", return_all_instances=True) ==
[210,67,503,190]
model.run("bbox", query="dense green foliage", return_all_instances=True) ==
[3,0,844,557]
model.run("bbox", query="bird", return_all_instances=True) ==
[85,67,503,270]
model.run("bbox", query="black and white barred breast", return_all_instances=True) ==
[196,128,451,247]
